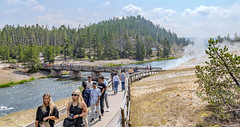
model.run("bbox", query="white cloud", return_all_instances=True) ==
[77,8,85,14]
[2,8,19,14]
[35,14,79,27]
[122,4,176,18]
[30,5,45,12]
[76,17,85,24]
[100,1,110,7]
[152,8,176,16]
[121,4,240,38]
[6,0,45,12]
[182,5,240,19]
[6,0,38,6]
[122,4,143,15]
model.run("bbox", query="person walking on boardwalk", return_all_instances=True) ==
[113,73,120,94]
[35,93,59,127]
[128,68,133,75]
[86,76,93,89]
[110,70,115,91]
[66,89,88,127]
[102,76,110,112]
[90,82,101,123]
[81,82,91,127]
[98,76,107,116]
[120,72,126,91]
[117,67,121,76]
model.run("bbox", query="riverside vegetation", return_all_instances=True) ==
[0,16,191,73]
[0,77,35,88]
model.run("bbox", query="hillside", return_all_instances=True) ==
[0,16,191,63]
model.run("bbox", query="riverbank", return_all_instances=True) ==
[0,77,35,88]
[0,68,47,85]
[0,57,173,88]
[104,57,177,67]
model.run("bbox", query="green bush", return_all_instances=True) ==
[195,38,240,121]
[90,58,94,62]
[0,77,35,88]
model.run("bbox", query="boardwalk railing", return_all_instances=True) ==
[24,68,162,127]
[106,68,162,127]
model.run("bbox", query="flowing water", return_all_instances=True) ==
[0,57,194,117]
[0,72,110,117]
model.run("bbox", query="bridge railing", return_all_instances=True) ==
[105,68,162,127]
[42,64,162,72]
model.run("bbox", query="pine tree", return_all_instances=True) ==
[18,44,24,62]
[24,43,41,73]
[43,45,55,63]
[196,39,240,120]
[162,38,170,58]
[135,35,145,60]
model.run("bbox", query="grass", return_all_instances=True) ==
[61,72,69,75]
[104,63,125,67]
[0,77,35,88]
[130,68,208,126]
[130,57,177,65]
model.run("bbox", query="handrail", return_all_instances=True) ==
[106,68,163,127]
[24,68,163,127]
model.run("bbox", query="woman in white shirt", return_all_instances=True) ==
[113,73,120,94]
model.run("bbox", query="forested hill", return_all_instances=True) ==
[0,16,190,65]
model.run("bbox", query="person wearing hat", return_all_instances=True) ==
[102,76,110,112]
[86,76,93,89]
[90,82,101,123]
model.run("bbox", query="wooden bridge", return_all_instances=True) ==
[42,64,162,79]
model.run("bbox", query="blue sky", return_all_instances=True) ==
[0,0,240,38]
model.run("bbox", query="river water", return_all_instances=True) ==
[0,57,193,117]
[0,72,110,117]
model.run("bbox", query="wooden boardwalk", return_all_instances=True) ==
[55,83,126,127]
[24,69,162,127]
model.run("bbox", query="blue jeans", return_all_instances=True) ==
[121,82,125,90]
[114,81,119,93]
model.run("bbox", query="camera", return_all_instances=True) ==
[69,114,74,120]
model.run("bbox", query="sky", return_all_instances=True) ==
[0,0,240,38]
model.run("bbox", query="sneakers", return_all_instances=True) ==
[99,116,101,121]
[106,108,110,112]
[90,118,94,123]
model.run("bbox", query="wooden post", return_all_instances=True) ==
[121,108,125,127]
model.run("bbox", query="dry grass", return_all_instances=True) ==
[130,68,209,127]
[0,98,70,127]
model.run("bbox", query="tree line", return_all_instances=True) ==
[0,16,191,72]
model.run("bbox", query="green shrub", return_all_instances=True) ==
[90,58,94,62]
[0,77,35,88]
[195,38,240,121]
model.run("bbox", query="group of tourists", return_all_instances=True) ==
[110,68,126,94]
[35,71,126,127]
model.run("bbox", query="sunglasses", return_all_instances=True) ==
[71,94,79,96]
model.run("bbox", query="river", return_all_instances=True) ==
[0,57,193,117]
